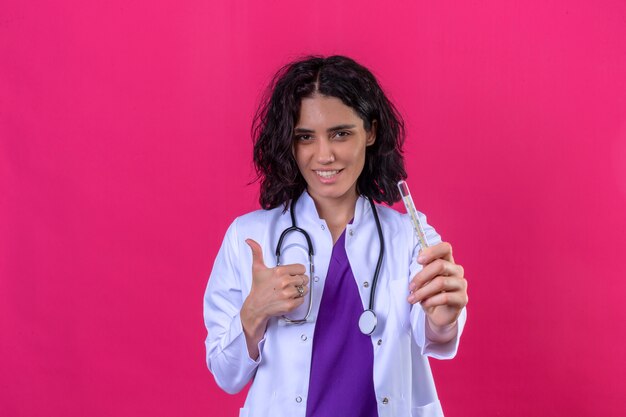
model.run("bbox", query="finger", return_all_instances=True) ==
[280,275,309,289]
[418,242,454,265]
[419,290,468,309]
[277,263,306,276]
[295,274,309,287]
[292,284,309,299]
[409,276,467,304]
[246,239,267,270]
[279,282,309,300]
[410,259,462,291]
[285,296,306,312]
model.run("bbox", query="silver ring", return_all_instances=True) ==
[296,285,304,297]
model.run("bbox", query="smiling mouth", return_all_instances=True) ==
[315,170,341,179]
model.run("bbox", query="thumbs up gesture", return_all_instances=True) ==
[240,239,309,359]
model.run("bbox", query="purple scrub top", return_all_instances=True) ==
[305,229,379,417]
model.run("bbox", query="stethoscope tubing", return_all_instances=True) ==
[275,195,384,329]
[366,197,384,312]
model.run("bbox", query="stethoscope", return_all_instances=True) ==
[275,195,384,335]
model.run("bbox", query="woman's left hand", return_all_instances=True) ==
[407,242,468,339]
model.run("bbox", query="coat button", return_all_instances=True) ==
[296,396,302,403]
[320,224,325,230]
[301,334,307,341]
[314,276,319,282]
[377,339,382,346]
[363,281,369,288]
[348,229,354,236]
[382,397,389,405]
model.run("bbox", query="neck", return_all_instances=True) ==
[309,190,359,243]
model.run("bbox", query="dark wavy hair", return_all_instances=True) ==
[252,55,407,209]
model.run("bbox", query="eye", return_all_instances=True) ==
[333,131,351,139]
[295,134,314,142]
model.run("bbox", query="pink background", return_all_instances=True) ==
[2,1,626,416]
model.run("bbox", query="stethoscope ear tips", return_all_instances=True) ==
[358,309,377,335]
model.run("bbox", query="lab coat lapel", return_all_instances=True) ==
[346,196,382,311]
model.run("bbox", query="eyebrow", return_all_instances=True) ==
[294,124,357,134]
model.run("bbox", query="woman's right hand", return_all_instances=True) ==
[240,238,309,359]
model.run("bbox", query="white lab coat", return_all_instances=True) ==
[204,191,466,417]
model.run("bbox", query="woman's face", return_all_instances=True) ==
[293,94,376,207]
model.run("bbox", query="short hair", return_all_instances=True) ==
[252,55,407,209]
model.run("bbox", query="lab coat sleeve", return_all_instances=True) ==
[408,212,467,359]
[203,219,265,394]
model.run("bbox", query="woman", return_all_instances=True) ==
[204,55,468,417]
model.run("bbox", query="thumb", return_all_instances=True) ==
[245,239,267,270]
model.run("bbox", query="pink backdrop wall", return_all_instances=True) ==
[2,1,625,416]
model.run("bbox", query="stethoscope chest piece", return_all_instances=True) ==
[358,309,378,335]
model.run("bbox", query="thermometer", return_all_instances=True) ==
[397,180,430,249]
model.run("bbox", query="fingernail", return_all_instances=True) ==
[409,282,416,291]
[418,256,426,264]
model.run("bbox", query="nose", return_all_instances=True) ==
[316,138,335,164]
